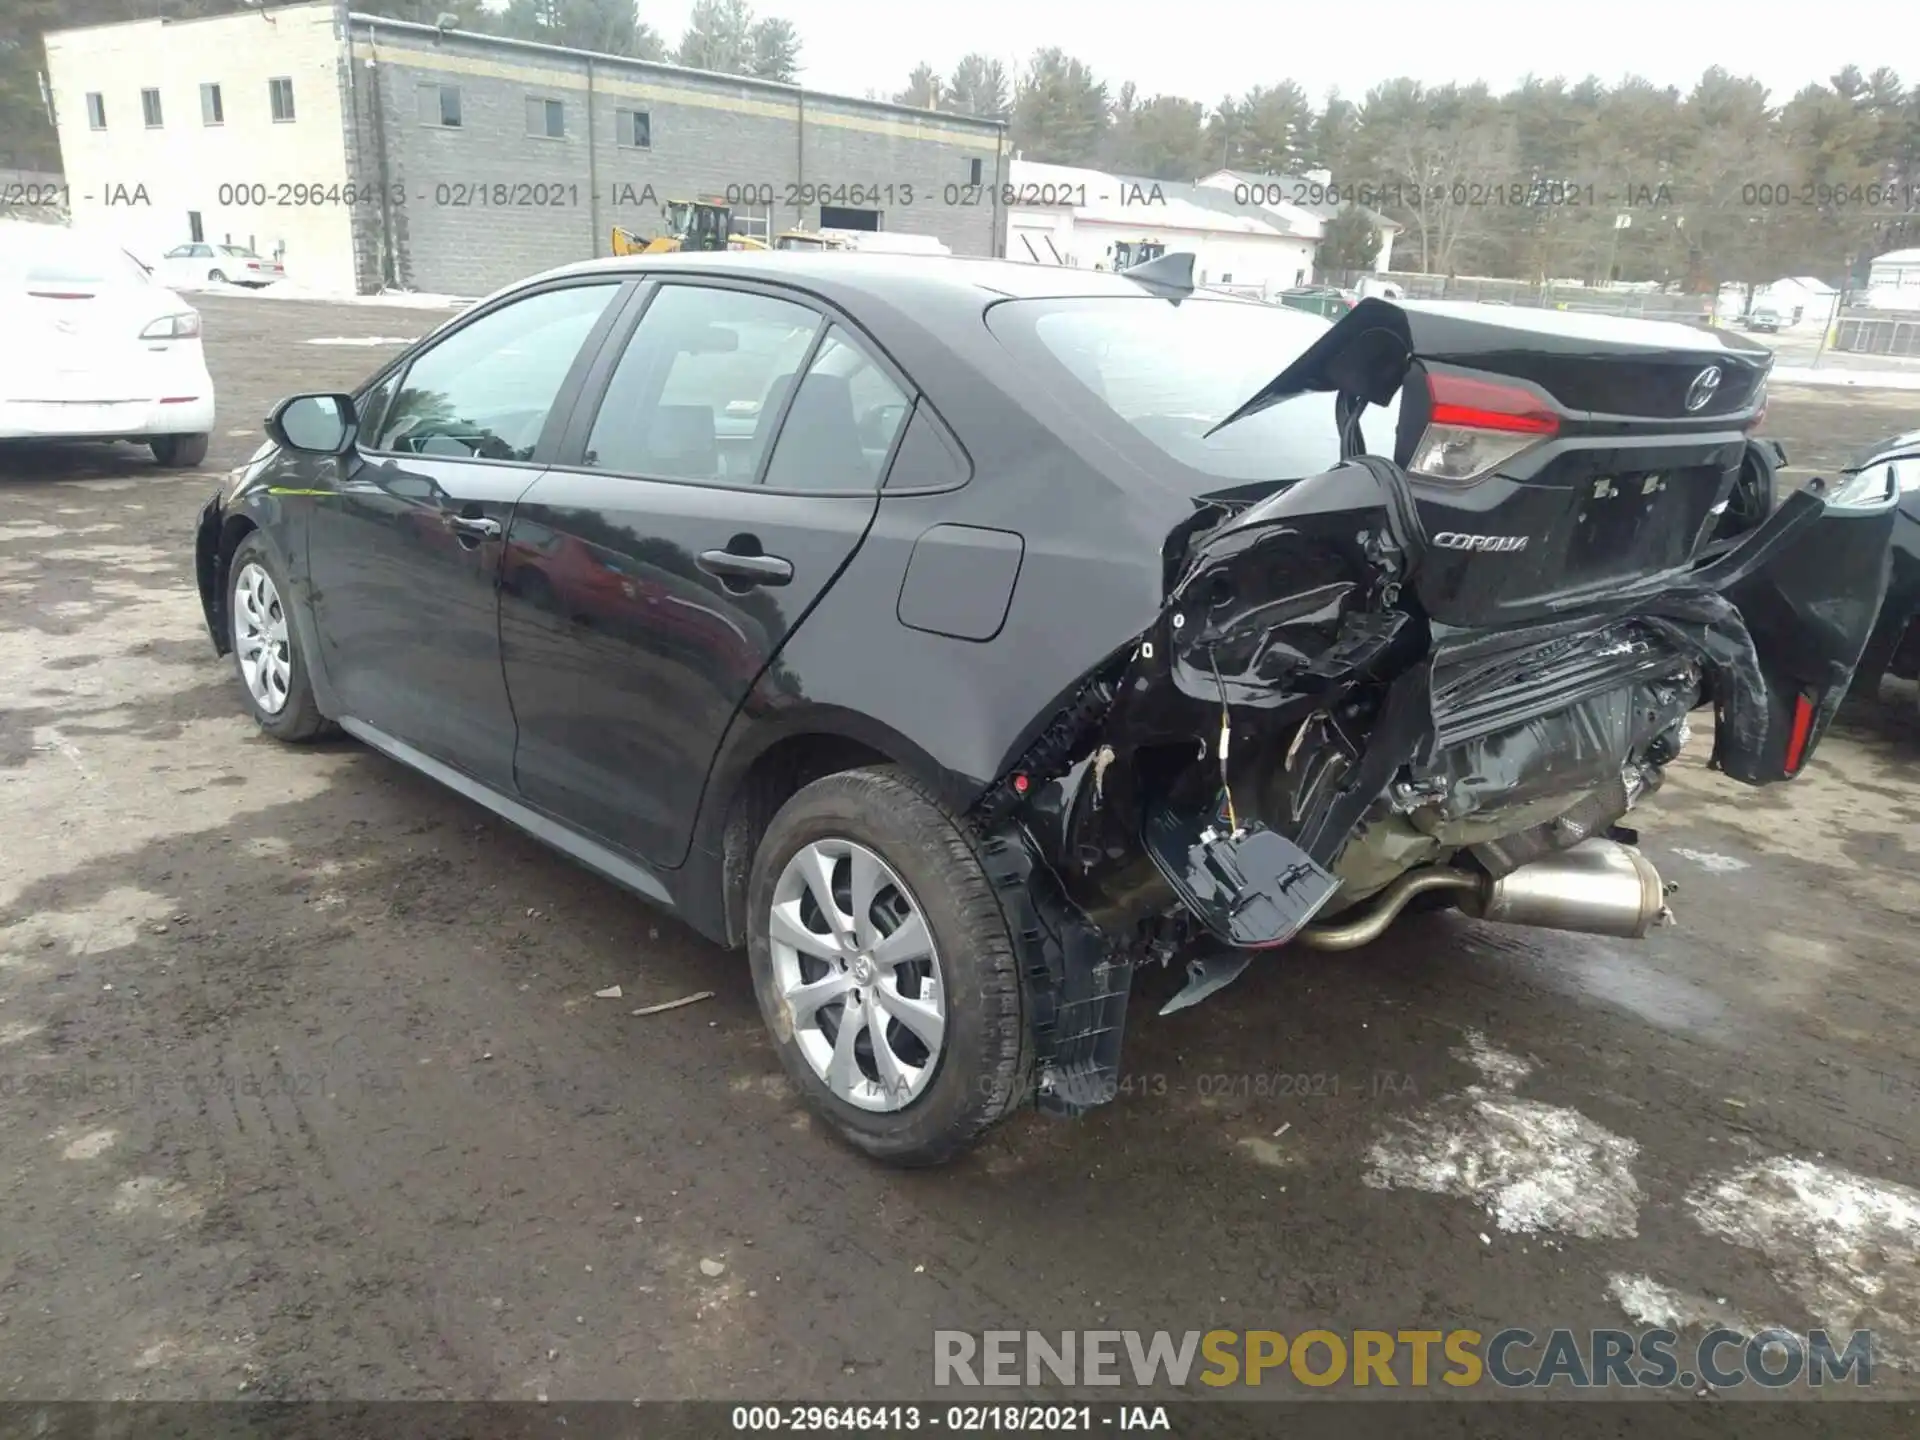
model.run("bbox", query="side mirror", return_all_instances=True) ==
[267,393,359,455]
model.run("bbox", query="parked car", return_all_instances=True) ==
[158,241,286,289]
[193,255,1896,1165]
[1276,284,1355,319]
[1847,428,1920,709]
[0,220,215,465]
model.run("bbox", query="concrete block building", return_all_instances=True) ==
[45,2,1009,295]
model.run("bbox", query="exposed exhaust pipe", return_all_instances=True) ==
[1297,839,1671,950]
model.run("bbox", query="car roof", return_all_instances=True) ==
[540,249,1272,309]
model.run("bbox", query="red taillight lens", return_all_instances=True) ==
[1783,693,1816,775]
[1409,372,1561,484]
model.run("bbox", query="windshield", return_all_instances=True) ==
[989,294,1398,483]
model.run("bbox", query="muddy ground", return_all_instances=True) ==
[2,293,1920,1409]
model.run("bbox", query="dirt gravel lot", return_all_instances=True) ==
[4,293,1920,1410]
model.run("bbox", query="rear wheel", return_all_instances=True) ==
[151,433,209,468]
[208,268,226,284]
[746,766,1029,1166]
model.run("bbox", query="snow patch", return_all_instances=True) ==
[112,1176,206,1223]
[1686,1157,1920,1362]
[1671,847,1750,873]
[61,1128,119,1160]
[1772,366,1920,391]
[1365,1090,1643,1238]
[1454,1029,1534,1089]
[304,336,415,347]
[1367,1031,1639,1239]
[1607,1272,1756,1332]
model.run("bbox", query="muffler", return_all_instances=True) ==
[1463,838,1671,939]
[1297,839,1670,950]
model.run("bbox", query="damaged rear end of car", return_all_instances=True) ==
[975,294,1899,1117]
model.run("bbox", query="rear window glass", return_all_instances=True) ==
[987,294,1397,483]
[0,228,151,287]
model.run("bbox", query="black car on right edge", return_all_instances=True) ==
[1849,428,1920,712]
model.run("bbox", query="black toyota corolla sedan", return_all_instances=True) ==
[195,252,1896,1165]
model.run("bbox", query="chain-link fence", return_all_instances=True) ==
[1321,268,1713,320]
[1834,313,1920,358]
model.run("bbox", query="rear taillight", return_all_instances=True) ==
[140,311,201,340]
[1408,372,1561,484]
[1784,692,1816,775]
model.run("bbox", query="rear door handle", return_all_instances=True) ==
[448,515,502,541]
[697,549,793,587]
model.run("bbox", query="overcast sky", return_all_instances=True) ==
[635,0,1889,105]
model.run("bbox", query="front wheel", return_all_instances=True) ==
[746,766,1030,1166]
[226,533,330,742]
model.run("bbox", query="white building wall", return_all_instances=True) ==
[1006,207,1077,266]
[1072,218,1315,292]
[45,2,357,292]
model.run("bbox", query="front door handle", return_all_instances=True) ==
[448,514,502,542]
[697,547,793,587]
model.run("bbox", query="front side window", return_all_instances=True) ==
[987,294,1390,484]
[269,77,295,121]
[583,284,822,484]
[762,327,911,492]
[141,88,163,127]
[372,283,618,460]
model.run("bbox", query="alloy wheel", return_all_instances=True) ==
[768,838,946,1112]
[232,561,292,716]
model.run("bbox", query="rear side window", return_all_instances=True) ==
[988,295,1393,484]
[372,283,617,460]
[761,326,911,492]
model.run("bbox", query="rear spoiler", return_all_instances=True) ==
[1207,297,1775,438]
[1208,297,1415,435]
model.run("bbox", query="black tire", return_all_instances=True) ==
[208,269,226,284]
[151,433,209,468]
[225,532,331,742]
[746,766,1030,1167]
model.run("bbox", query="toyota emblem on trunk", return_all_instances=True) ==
[1685,365,1722,412]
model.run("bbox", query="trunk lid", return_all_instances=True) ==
[1213,298,1775,628]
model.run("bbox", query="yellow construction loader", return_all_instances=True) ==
[611,198,768,256]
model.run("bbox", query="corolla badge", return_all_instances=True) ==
[1432,532,1529,553]
[1685,365,1723,412]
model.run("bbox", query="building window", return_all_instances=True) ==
[141,88,163,128]
[615,108,650,148]
[969,157,982,186]
[730,204,770,242]
[200,83,223,125]
[269,76,295,122]
[820,205,880,231]
[526,97,564,138]
[85,92,106,129]
[420,83,460,127]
